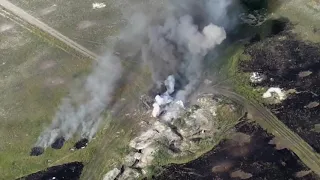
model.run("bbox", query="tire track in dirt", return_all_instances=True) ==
[213,87,320,177]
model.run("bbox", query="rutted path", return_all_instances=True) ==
[213,87,320,177]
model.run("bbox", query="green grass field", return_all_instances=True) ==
[0,21,94,179]
[0,1,131,178]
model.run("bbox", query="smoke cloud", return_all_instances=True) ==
[34,0,237,149]
[35,53,122,148]
[116,0,236,99]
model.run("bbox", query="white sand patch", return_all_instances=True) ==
[263,87,286,101]
[39,4,57,16]
[0,23,14,33]
[250,72,266,83]
[92,2,106,9]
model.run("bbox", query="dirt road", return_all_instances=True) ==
[0,0,98,60]
[213,87,320,177]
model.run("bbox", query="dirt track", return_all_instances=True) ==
[213,87,320,177]
[0,0,98,60]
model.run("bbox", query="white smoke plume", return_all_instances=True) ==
[118,0,234,101]
[152,75,185,122]
[134,0,232,121]
[35,53,122,148]
[142,12,227,106]
[34,0,237,149]
[150,18,227,119]
[152,75,175,117]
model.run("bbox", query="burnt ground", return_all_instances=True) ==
[239,24,320,153]
[17,162,83,180]
[153,122,318,180]
[51,137,66,150]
